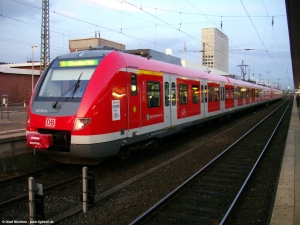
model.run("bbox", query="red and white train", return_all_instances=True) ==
[26,48,283,164]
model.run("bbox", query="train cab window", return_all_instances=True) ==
[165,82,170,106]
[179,84,188,104]
[192,85,199,103]
[171,82,176,106]
[38,67,95,100]
[231,88,234,100]
[131,74,137,96]
[147,82,160,108]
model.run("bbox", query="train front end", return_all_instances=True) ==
[26,52,108,164]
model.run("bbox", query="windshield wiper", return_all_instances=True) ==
[71,72,82,100]
[52,72,83,109]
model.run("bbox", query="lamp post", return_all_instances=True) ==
[31,46,37,91]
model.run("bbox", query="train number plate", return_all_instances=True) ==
[45,118,56,128]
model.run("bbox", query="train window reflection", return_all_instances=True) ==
[148,82,160,108]
[179,84,188,104]
[165,82,170,106]
[209,86,214,102]
[171,82,176,106]
[192,85,199,103]
[225,88,229,100]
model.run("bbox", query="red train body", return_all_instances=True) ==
[26,49,283,164]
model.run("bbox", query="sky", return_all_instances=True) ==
[0,0,294,89]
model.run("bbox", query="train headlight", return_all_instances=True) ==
[74,118,91,130]
[26,115,30,127]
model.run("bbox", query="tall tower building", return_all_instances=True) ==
[201,28,229,73]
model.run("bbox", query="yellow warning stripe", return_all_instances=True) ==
[138,69,162,76]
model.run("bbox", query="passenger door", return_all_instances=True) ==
[207,82,221,113]
[163,75,171,128]
[201,81,207,117]
[225,84,234,109]
[126,73,141,135]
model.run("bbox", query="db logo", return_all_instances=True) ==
[46,118,56,127]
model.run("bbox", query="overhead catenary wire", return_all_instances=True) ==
[0,0,292,87]
[240,0,289,82]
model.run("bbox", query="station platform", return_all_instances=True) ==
[0,105,27,135]
[270,98,300,225]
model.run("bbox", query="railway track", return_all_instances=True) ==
[0,165,80,212]
[130,99,291,225]
[0,99,290,223]
[0,166,55,189]
[0,163,111,213]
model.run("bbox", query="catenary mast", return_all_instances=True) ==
[40,0,50,75]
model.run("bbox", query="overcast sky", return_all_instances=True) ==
[0,0,294,89]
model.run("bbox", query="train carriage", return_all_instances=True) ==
[26,48,283,164]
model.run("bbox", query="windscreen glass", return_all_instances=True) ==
[36,58,101,102]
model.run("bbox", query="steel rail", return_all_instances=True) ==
[219,99,291,224]
[129,100,290,224]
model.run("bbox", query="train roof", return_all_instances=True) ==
[55,49,277,91]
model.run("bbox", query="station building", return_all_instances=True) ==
[0,63,40,104]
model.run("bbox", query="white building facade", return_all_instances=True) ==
[201,28,229,73]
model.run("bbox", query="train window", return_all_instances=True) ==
[222,87,225,101]
[205,85,207,102]
[214,87,220,101]
[165,82,170,106]
[225,88,229,100]
[238,88,242,99]
[179,84,188,104]
[201,85,204,103]
[246,88,249,99]
[171,82,176,106]
[208,86,214,102]
[38,68,94,100]
[231,88,234,100]
[147,82,160,108]
[242,88,247,99]
[131,74,137,96]
[220,87,223,101]
[221,87,224,101]
[192,85,199,104]
[243,88,247,99]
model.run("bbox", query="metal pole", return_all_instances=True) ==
[82,167,88,213]
[28,177,35,222]
[32,46,37,92]
[32,47,34,92]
